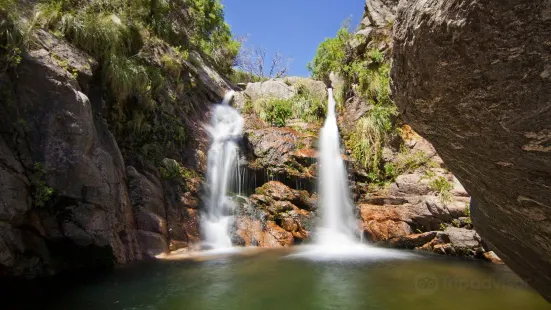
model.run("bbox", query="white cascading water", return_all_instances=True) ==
[316,88,358,246]
[291,88,410,260]
[203,91,244,249]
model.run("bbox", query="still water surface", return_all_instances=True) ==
[6,248,551,310]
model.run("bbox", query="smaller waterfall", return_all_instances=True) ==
[316,88,358,246]
[203,91,244,249]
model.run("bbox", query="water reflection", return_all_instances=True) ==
[5,250,550,310]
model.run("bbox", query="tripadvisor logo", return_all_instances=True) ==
[414,273,529,295]
[414,273,438,295]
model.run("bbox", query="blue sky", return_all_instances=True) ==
[222,0,366,77]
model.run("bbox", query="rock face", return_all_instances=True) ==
[237,78,325,193]
[361,0,399,28]
[237,77,327,110]
[0,37,142,276]
[127,166,168,257]
[231,181,315,246]
[0,27,228,277]
[391,0,551,300]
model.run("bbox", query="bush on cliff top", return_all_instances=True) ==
[15,0,239,168]
[307,22,351,82]
[34,0,239,103]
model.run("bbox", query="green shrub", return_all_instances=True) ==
[307,21,351,80]
[291,83,326,123]
[188,0,240,74]
[229,69,266,84]
[160,54,182,79]
[429,176,454,202]
[248,82,326,124]
[464,203,471,217]
[383,162,398,182]
[160,159,196,180]
[262,98,293,127]
[0,0,26,71]
[103,55,153,107]
[36,7,141,59]
[393,150,430,175]
[345,61,391,106]
[367,48,384,64]
[349,104,397,178]
[29,162,55,207]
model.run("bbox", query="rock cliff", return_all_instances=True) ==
[0,13,233,277]
[391,0,551,301]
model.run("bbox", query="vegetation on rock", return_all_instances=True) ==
[428,176,454,203]
[309,20,400,183]
[245,80,327,127]
[29,162,55,208]
[307,21,351,82]
[0,0,28,72]
[230,69,267,84]
[11,0,239,166]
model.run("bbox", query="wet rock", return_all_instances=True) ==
[392,0,551,299]
[266,201,295,215]
[359,204,412,242]
[262,221,294,247]
[291,148,317,167]
[278,209,313,242]
[163,176,203,250]
[0,136,30,223]
[247,128,301,166]
[136,230,169,258]
[233,182,316,246]
[256,181,315,211]
[231,217,294,248]
[127,166,168,237]
[484,251,504,265]
[257,181,296,201]
[444,227,483,251]
[231,216,264,246]
[382,231,438,250]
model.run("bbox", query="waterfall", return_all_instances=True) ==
[316,88,358,246]
[203,91,244,249]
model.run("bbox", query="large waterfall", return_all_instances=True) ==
[203,91,243,249]
[292,89,409,260]
[316,88,358,245]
